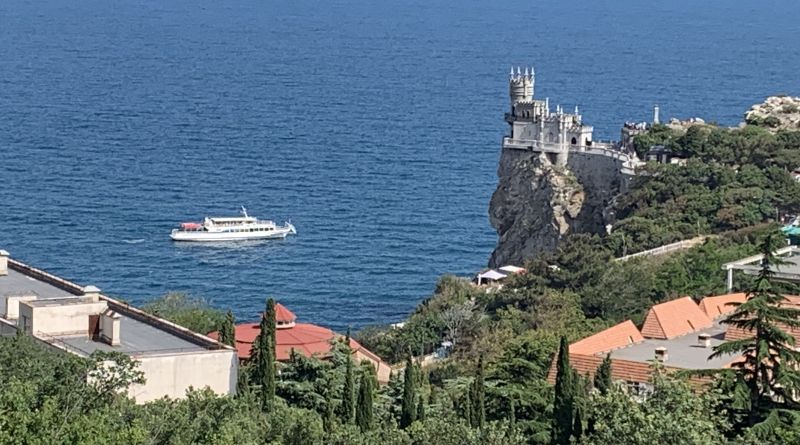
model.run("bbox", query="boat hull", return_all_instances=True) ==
[170,225,296,242]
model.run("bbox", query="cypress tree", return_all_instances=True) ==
[219,310,236,347]
[416,393,425,422]
[462,388,472,426]
[355,369,374,432]
[593,354,612,395]
[400,355,417,428]
[341,327,356,424]
[253,298,277,411]
[572,404,584,442]
[552,336,576,445]
[711,235,800,425]
[471,356,486,429]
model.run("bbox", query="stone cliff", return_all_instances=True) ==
[488,148,630,267]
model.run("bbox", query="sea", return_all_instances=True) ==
[1,0,799,331]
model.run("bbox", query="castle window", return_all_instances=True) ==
[571,137,577,145]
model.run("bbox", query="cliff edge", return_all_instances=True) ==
[489,149,583,267]
[488,148,629,267]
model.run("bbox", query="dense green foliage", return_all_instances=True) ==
[141,292,225,334]
[612,124,800,256]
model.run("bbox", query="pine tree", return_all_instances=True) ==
[711,235,800,425]
[219,310,236,347]
[471,356,486,430]
[253,298,277,411]
[552,336,576,445]
[593,353,612,395]
[400,355,417,428]
[340,327,356,424]
[509,397,516,426]
[355,369,374,432]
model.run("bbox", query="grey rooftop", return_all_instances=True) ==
[610,320,737,370]
[0,256,219,357]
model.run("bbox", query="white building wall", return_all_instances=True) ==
[127,350,238,403]
[19,300,107,336]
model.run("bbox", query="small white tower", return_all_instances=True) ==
[653,105,660,125]
[509,66,534,107]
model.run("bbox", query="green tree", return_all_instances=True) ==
[251,298,276,411]
[710,235,800,426]
[355,369,374,432]
[142,292,225,334]
[582,374,727,445]
[471,356,486,429]
[552,336,576,445]
[341,328,356,424]
[400,356,417,428]
[218,310,236,347]
[593,354,612,395]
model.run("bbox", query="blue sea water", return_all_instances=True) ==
[1,0,799,331]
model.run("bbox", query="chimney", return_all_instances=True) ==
[654,347,668,362]
[100,309,121,346]
[0,250,9,276]
[83,285,101,302]
[698,333,711,348]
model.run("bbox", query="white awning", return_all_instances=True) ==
[477,270,507,282]
[498,265,525,274]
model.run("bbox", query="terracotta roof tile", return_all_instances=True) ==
[641,297,712,339]
[698,293,746,319]
[547,353,713,387]
[569,321,644,355]
[274,303,297,323]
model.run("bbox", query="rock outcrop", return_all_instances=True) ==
[488,150,584,267]
[745,96,800,131]
[488,148,630,267]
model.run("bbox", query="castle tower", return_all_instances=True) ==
[509,66,534,107]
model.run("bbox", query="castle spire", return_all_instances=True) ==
[516,66,521,76]
[574,105,579,115]
[524,67,529,77]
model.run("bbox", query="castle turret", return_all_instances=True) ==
[509,66,534,108]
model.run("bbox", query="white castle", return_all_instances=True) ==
[502,66,640,172]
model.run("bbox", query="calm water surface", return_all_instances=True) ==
[1,0,798,330]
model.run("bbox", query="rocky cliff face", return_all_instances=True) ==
[488,149,623,267]
[745,96,800,131]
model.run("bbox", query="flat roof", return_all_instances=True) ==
[1,258,222,357]
[0,268,76,300]
[610,320,737,370]
[52,315,206,356]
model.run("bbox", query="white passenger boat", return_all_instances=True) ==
[170,208,296,242]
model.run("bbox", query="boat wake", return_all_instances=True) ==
[124,238,146,244]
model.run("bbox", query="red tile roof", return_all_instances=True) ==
[547,353,712,387]
[569,320,644,355]
[641,297,712,339]
[274,303,296,323]
[698,293,746,319]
